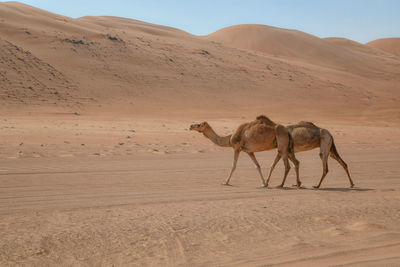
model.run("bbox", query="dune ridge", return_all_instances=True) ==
[206,24,400,75]
[366,37,400,56]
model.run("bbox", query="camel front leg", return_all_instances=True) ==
[223,149,240,185]
[266,154,281,187]
[247,152,267,187]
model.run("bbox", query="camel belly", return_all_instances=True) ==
[293,142,319,152]
[242,138,276,153]
[293,137,320,152]
[291,127,320,153]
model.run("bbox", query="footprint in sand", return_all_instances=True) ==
[323,226,345,236]
[59,154,74,158]
[151,149,166,155]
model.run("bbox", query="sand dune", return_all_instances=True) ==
[1,2,399,122]
[367,37,400,56]
[1,2,400,266]
[207,24,347,63]
[324,37,392,57]
[207,24,400,76]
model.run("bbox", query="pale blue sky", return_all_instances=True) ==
[9,0,400,43]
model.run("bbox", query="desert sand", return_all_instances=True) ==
[1,2,400,266]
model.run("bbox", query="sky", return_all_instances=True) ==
[8,0,400,43]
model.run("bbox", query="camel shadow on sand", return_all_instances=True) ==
[313,187,374,192]
[267,186,373,192]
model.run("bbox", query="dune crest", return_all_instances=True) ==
[366,38,400,56]
[207,24,400,74]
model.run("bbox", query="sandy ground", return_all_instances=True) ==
[1,116,400,266]
[1,2,400,266]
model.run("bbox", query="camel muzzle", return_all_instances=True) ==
[189,124,198,130]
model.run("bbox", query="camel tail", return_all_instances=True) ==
[287,132,294,154]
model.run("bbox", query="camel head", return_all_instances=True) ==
[190,121,210,132]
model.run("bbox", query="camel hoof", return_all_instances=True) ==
[261,183,268,188]
[350,184,355,188]
[222,182,232,186]
[312,185,320,189]
[275,185,284,189]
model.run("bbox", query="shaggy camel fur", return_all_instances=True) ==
[266,121,354,188]
[190,115,301,188]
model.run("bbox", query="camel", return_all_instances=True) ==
[190,115,301,188]
[265,121,355,188]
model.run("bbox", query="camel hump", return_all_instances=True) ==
[256,115,275,126]
[296,121,318,128]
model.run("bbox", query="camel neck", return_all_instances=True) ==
[203,126,231,147]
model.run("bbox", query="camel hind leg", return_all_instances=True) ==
[223,149,240,185]
[266,152,300,188]
[265,154,281,187]
[247,152,267,187]
[330,140,355,188]
[274,124,301,188]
